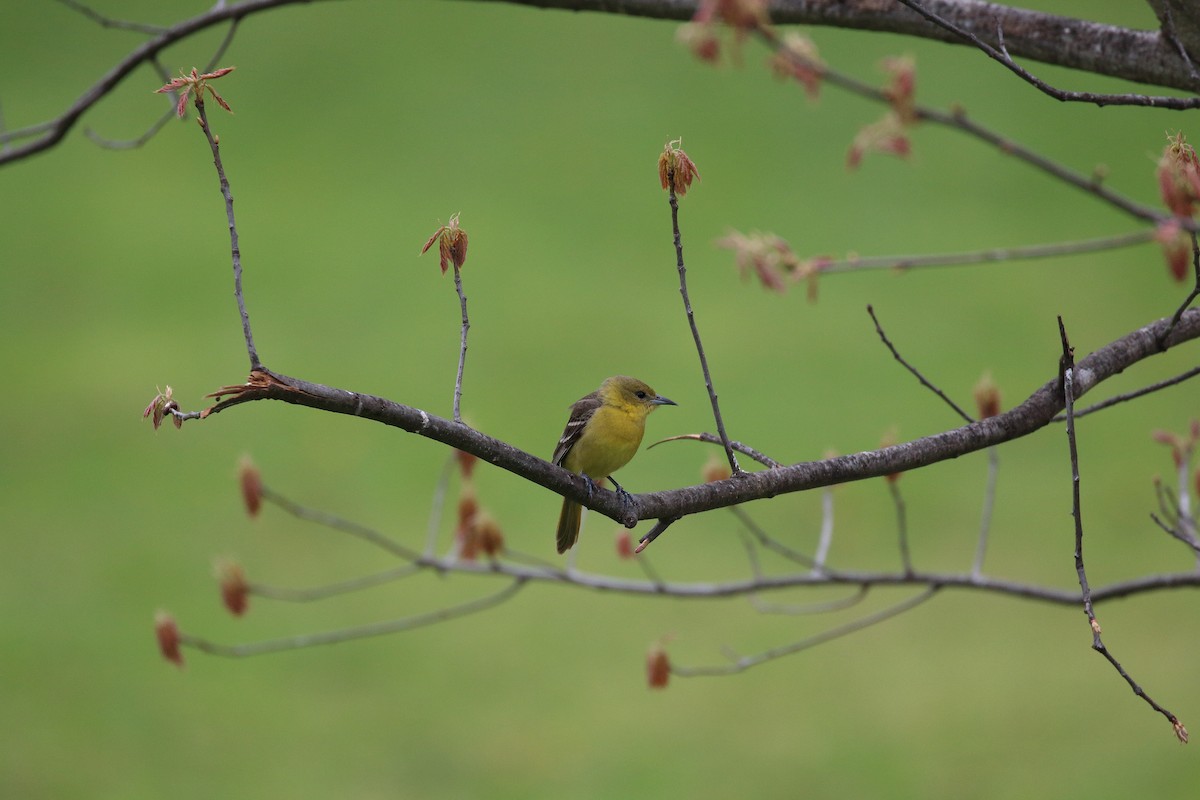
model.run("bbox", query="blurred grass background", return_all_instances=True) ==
[1,0,1198,797]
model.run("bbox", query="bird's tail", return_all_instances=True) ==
[556,498,582,554]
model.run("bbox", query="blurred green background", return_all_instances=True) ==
[2,1,1198,797]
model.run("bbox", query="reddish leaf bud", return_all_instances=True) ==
[155,66,235,118]
[658,140,700,196]
[1157,132,1200,217]
[615,529,634,560]
[1155,219,1193,283]
[712,0,768,30]
[238,456,262,518]
[847,111,911,170]
[973,372,1001,419]
[677,23,721,63]
[768,33,823,99]
[420,213,469,275]
[478,513,505,557]
[646,642,671,689]
[1152,429,1185,468]
[881,56,917,123]
[702,453,733,484]
[142,385,179,431]
[154,611,184,668]
[455,449,478,480]
[216,560,249,617]
[457,485,479,530]
[1175,720,1189,744]
[456,522,481,561]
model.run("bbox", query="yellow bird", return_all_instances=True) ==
[552,376,676,553]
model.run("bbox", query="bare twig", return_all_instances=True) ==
[1150,512,1200,556]
[1054,365,1200,421]
[665,160,741,476]
[749,585,869,615]
[1162,231,1200,346]
[812,486,834,575]
[634,515,682,553]
[195,101,261,371]
[180,578,527,657]
[867,305,973,424]
[971,446,999,578]
[1,0,323,166]
[649,432,782,469]
[727,506,824,572]
[55,0,167,34]
[1059,316,1188,743]
[424,454,457,559]
[756,25,1171,227]
[815,230,1155,274]
[249,565,422,602]
[887,478,914,576]
[671,587,939,676]
[452,264,470,424]
[262,485,422,562]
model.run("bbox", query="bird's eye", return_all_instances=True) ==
[635,391,647,399]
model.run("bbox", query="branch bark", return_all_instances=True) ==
[481,0,1200,93]
[198,307,1199,529]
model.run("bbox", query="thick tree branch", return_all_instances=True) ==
[483,0,1200,94]
[182,307,1199,530]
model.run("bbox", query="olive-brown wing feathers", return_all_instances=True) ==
[552,391,601,467]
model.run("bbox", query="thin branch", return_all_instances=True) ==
[666,163,741,476]
[748,584,869,615]
[649,432,782,469]
[1150,512,1200,556]
[971,446,999,578]
[1162,230,1200,345]
[424,455,457,559]
[55,0,167,34]
[1,0,324,166]
[451,264,470,424]
[249,565,422,602]
[728,506,824,572]
[814,230,1156,275]
[1060,317,1096,633]
[755,25,1171,227]
[867,305,974,424]
[262,485,423,562]
[634,515,682,553]
[1059,316,1188,744]
[811,486,834,575]
[195,100,261,372]
[671,587,939,676]
[180,578,527,657]
[1053,365,1200,421]
[887,478,914,576]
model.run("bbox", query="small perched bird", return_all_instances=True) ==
[552,376,676,554]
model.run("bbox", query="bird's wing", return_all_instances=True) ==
[552,391,602,466]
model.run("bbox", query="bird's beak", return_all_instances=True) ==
[653,395,677,406]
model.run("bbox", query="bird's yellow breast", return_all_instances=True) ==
[562,403,646,479]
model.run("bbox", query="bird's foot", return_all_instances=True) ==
[608,477,635,516]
